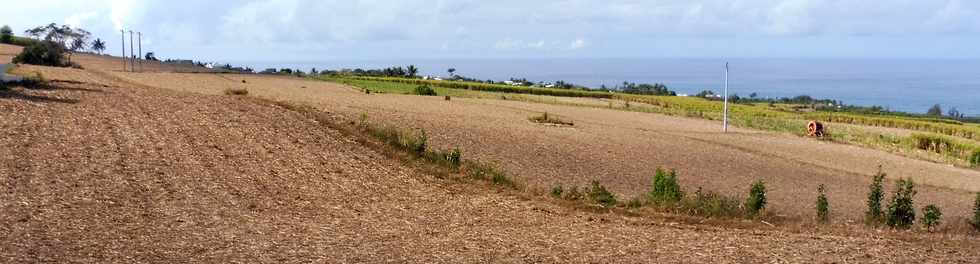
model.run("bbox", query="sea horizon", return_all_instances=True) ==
[228,57,980,116]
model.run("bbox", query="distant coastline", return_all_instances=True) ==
[230,58,980,116]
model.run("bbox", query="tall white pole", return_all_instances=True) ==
[723,62,729,133]
[137,32,142,72]
[121,29,126,71]
[129,31,135,72]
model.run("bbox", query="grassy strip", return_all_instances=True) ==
[529,112,574,126]
[325,75,614,99]
[361,120,519,189]
[551,168,765,220]
[267,99,521,190]
[328,76,980,141]
[619,93,980,140]
[807,112,977,140]
[910,133,980,167]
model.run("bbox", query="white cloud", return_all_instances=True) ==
[495,38,586,51]
[4,0,980,60]
[494,38,522,50]
[65,12,100,28]
[569,38,588,50]
[528,40,546,49]
[764,0,816,35]
[109,0,137,31]
[926,0,979,33]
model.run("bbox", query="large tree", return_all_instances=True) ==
[66,32,89,64]
[926,104,943,116]
[14,23,94,66]
[24,23,90,50]
[0,25,12,44]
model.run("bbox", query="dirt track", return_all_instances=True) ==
[2,44,980,262]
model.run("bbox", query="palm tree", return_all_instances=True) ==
[91,38,106,55]
[406,65,418,78]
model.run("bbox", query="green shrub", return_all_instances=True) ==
[745,180,767,215]
[413,85,437,96]
[816,184,829,223]
[626,197,644,209]
[586,180,617,208]
[970,192,980,231]
[970,149,980,167]
[921,204,942,230]
[446,148,461,168]
[866,167,886,224]
[886,178,916,229]
[649,168,682,204]
[491,173,512,186]
[358,112,369,127]
[465,161,515,189]
[550,185,564,198]
[563,186,583,201]
[12,41,67,67]
[679,187,743,218]
[398,129,427,155]
[366,125,427,156]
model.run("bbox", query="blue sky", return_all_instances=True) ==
[2,0,980,62]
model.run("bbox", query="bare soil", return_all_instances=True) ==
[2,44,979,262]
[97,64,980,226]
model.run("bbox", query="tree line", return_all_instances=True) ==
[3,23,110,67]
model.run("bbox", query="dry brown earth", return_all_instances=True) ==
[2,44,979,262]
[95,61,980,226]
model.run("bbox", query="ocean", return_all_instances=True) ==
[233,58,980,116]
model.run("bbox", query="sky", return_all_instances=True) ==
[2,0,980,62]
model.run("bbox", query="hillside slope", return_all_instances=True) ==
[1,45,978,262]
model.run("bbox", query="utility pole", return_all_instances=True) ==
[121,29,126,72]
[723,62,729,133]
[137,32,142,72]
[129,31,135,72]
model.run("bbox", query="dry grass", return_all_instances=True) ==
[529,112,574,126]
[224,87,249,95]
